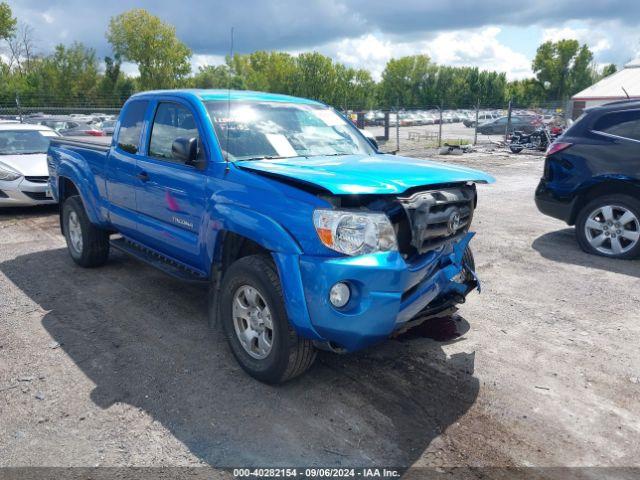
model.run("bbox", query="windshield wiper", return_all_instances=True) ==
[238,153,353,162]
[238,155,301,162]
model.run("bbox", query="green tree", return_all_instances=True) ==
[290,52,337,103]
[28,43,100,104]
[601,63,617,78]
[378,55,437,108]
[507,78,545,107]
[99,55,136,105]
[107,8,191,89]
[232,51,296,93]
[191,63,244,89]
[0,1,16,40]
[532,39,595,101]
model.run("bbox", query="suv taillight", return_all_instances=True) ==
[546,142,572,156]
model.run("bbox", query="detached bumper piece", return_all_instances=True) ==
[298,232,479,352]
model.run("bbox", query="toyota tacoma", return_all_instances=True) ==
[47,89,494,383]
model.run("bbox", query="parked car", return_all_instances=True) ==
[463,113,497,128]
[100,120,116,136]
[26,116,105,137]
[59,122,105,137]
[47,89,494,383]
[477,115,536,135]
[0,123,60,207]
[535,100,640,259]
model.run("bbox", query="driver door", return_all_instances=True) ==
[134,100,208,267]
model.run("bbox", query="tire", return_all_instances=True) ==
[219,254,316,384]
[62,195,110,267]
[463,246,475,272]
[510,145,523,154]
[575,194,640,259]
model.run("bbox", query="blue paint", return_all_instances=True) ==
[48,89,491,352]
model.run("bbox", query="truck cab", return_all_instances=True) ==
[48,89,494,383]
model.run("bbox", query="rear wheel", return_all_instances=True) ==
[576,194,640,259]
[219,254,316,384]
[62,195,110,267]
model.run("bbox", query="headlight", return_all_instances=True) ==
[0,163,21,181]
[313,209,397,256]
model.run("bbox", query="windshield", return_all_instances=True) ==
[0,130,52,155]
[205,100,374,161]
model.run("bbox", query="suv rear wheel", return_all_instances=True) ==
[576,194,640,259]
[219,254,316,384]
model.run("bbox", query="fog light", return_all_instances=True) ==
[329,282,350,308]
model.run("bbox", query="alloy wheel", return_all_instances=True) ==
[232,285,274,359]
[67,211,83,254]
[584,204,640,256]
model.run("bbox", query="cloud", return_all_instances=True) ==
[318,27,532,80]
[541,22,638,67]
[5,0,640,78]
[542,26,610,53]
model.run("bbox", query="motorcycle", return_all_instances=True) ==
[509,126,557,153]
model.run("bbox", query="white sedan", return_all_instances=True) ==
[0,122,60,207]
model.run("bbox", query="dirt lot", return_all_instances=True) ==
[1,149,639,471]
[365,122,505,151]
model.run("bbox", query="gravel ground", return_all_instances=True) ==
[0,149,639,472]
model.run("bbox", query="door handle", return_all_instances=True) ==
[137,171,149,182]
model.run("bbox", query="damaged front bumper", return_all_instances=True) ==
[274,232,479,352]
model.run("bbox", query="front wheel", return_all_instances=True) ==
[219,254,316,384]
[62,195,110,267]
[575,194,640,259]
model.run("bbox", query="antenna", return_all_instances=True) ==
[224,27,234,169]
[622,86,630,99]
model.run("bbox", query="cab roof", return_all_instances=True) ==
[130,89,323,105]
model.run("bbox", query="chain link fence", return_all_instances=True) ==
[1,93,572,158]
[350,100,572,157]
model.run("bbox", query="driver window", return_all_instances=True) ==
[149,102,199,162]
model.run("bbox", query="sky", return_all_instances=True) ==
[5,0,640,80]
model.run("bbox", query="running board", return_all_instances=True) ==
[110,237,209,284]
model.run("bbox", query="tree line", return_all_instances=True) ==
[0,4,618,111]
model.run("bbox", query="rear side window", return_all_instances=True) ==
[593,110,640,141]
[148,102,199,162]
[117,100,149,154]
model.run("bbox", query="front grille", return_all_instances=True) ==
[23,191,52,201]
[24,176,49,184]
[398,185,475,255]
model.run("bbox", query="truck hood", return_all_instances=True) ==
[0,153,48,177]
[236,154,495,195]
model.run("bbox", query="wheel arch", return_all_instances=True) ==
[57,176,81,234]
[206,225,319,342]
[570,177,640,225]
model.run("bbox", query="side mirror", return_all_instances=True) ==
[172,137,200,166]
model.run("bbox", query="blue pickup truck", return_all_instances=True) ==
[47,89,493,383]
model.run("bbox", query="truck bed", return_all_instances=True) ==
[50,136,112,152]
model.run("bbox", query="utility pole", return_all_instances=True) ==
[474,100,479,145]
[15,93,23,123]
[505,98,513,141]
[438,105,443,148]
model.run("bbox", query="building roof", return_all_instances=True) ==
[573,59,640,101]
